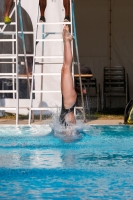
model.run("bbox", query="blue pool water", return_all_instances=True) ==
[0,125,133,199]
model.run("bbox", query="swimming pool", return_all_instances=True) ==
[0,125,133,199]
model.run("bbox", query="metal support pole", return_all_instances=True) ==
[40,25,45,121]
[18,0,30,98]
[71,1,86,122]
[28,2,40,124]
[15,0,19,125]
[12,34,15,99]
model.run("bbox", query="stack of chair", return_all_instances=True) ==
[75,77,101,113]
[102,66,129,110]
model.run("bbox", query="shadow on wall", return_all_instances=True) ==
[33,101,53,117]
[0,2,34,74]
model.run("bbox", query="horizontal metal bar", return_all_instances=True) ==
[0,90,17,93]
[18,54,34,57]
[0,54,34,59]
[43,32,61,34]
[0,62,16,64]
[0,107,16,110]
[18,75,32,79]
[0,31,63,36]
[0,107,30,110]
[0,54,62,58]
[0,31,34,35]
[36,39,63,42]
[35,56,63,59]
[0,73,17,76]
[0,55,16,59]
[31,107,59,111]
[0,76,32,79]
[19,107,29,109]
[33,73,60,76]
[32,91,61,93]
[0,39,16,42]
[18,77,32,79]
[35,62,63,64]
[18,31,33,34]
[37,22,71,25]
[0,22,16,25]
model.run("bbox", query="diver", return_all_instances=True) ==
[59,25,77,127]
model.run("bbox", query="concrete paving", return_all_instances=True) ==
[87,119,124,125]
[0,118,124,125]
[0,119,52,125]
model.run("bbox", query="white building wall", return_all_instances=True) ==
[0,0,66,115]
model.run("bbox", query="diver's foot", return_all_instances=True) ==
[39,16,46,22]
[64,16,70,22]
[63,25,73,42]
[4,16,11,24]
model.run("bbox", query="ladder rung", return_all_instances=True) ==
[18,32,34,34]
[36,39,63,42]
[37,22,71,25]
[31,107,59,111]
[32,91,61,93]
[0,31,34,35]
[0,54,34,59]
[19,107,29,109]
[35,62,63,64]
[0,62,16,64]
[0,76,32,79]
[0,73,17,76]
[18,54,34,57]
[0,90,17,93]
[33,73,60,76]
[43,32,62,34]
[35,56,63,59]
[0,107,16,111]
[0,39,16,42]
[0,22,16,26]
[18,76,32,79]
[0,54,17,59]
[0,107,29,110]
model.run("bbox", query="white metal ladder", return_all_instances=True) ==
[28,0,85,124]
[0,0,31,125]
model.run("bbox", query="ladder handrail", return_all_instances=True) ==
[28,1,40,124]
[17,0,30,98]
[71,0,86,122]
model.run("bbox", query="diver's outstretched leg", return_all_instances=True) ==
[61,25,77,109]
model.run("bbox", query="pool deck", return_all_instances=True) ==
[87,119,124,125]
[0,118,124,125]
